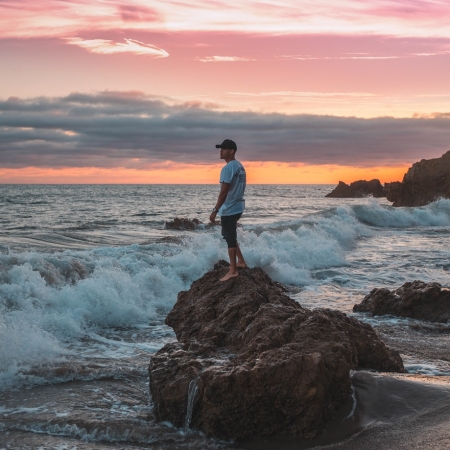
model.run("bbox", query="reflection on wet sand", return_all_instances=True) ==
[2,372,449,450]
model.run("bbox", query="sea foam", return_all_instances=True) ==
[351,198,450,228]
[0,213,361,385]
[2,199,450,387]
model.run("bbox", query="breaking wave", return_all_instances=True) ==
[2,198,450,388]
[350,198,450,228]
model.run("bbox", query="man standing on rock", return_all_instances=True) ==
[210,139,248,281]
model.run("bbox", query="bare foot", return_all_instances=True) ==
[236,262,248,269]
[220,271,239,282]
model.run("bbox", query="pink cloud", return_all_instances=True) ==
[1,0,450,39]
[227,91,377,98]
[198,56,255,62]
[118,5,161,23]
[366,0,450,20]
[2,30,450,118]
[66,37,169,57]
[281,49,450,60]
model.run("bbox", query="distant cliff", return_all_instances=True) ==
[325,179,385,198]
[385,151,450,207]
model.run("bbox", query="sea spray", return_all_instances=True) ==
[184,379,198,431]
[2,195,450,388]
[0,205,413,387]
[343,385,357,421]
[350,198,450,228]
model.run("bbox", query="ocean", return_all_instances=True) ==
[1,184,450,449]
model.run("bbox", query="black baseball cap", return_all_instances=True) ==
[215,139,237,151]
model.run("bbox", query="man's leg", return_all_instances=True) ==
[220,214,241,281]
[220,247,239,281]
[236,243,247,268]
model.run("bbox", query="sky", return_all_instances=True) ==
[1,0,450,184]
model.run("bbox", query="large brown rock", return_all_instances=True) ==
[325,179,385,198]
[385,151,450,207]
[149,262,404,440]
[353,280,450,323]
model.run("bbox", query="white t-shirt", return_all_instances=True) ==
[219,160,246,216]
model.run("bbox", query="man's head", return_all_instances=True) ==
[216,139,237,161]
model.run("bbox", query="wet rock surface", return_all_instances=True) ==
[354,280,450,323]
[164,217,204,230]
[385,150,450,207]
[149,261,404,440]
[325,179,385,198]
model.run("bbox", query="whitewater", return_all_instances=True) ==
[1,184,450,449]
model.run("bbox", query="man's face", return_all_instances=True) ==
[220,148,234,159]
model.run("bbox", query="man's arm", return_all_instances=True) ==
[210,182,230,223]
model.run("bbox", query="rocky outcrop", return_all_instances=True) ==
[149,262,404,440]
[164,217,228,230]
[325,180,385,198]
[354,280,450,323]
[385,151,450,207]
[165,218,204,230]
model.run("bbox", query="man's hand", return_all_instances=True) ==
[210,182,230,223]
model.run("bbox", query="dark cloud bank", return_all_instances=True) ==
[0,92,449,169]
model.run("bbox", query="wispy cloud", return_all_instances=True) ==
[2,0,450,39]
[66,38,169,57]
[227,91,377,98]
[412,112,450,119]
[118,5,161,23]
[198,56,255,62]
[282,49,450,60]
[285,55,400,60]
[1,91,449,169]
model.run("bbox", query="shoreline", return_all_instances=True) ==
[234,372,450,450]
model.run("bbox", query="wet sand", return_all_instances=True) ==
[2,316,450,449]
[374,320,450,374]
[235,372,450,450]
[323,373,450,450]
[0,376,226,450]
[4,372,450,450]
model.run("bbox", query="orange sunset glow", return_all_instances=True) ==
[1,1,450,183]
[0,163,409,185]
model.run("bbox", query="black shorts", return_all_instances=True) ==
[221,213,242,248]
